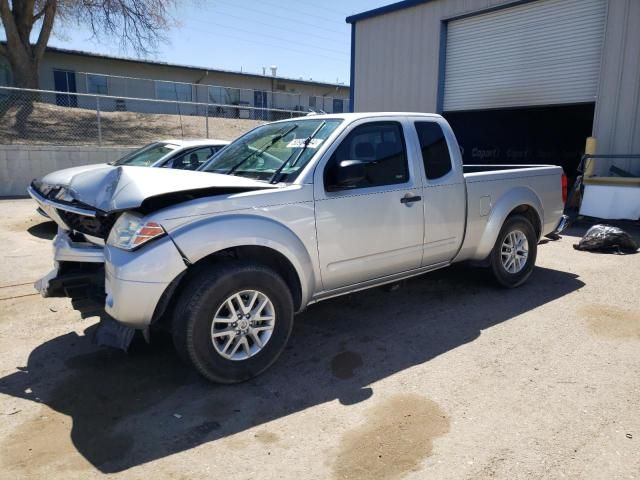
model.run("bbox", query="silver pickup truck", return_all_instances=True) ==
[29,112,565,383]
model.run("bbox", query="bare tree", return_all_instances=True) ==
[0,0,175,89]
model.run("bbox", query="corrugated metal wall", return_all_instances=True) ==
[592,0,640,175]
[353,0,516,113]
[443,0,606,111]
[353,0,640,175]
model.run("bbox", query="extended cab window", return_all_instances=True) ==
[325,121,408,190]
[414,122,452,180]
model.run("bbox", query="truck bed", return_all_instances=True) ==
[455,163,565,262]
[462,164,562,184]
[463,164,560,174]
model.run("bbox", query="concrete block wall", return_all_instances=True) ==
[0,145,137,197]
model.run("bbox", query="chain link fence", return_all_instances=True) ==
[0,86,310,146]
[72,71,349,114]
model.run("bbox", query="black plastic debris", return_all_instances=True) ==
[573,224,639,254]
[95,316,136,351]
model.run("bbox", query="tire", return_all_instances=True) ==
[172,262,294,384]
[490,214,538,288]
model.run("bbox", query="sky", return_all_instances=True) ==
[3,0,392,85]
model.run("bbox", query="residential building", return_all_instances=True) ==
[0,45,350,115]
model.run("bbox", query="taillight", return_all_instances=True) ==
[561,174,568,204]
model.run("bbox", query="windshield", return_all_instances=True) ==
[200,119,343,182]
[112,142,179,167]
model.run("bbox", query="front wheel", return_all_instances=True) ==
[490,214,537,288]
[172,262,294,383]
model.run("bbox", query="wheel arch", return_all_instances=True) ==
[472,186,544,262]
[151,214,315,328]
[151,243,306,330]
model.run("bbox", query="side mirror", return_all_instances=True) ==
[335,159,366,188]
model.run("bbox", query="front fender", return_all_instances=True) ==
[169,214,316,307]
[472,186,544,261]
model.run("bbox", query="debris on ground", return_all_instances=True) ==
[1,409,21,416]
[573,224,639,254]
[94,316,136,351]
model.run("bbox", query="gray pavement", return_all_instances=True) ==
[0,198,638,480]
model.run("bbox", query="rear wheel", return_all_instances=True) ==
[172,262,294,383]
[490,215,537,288]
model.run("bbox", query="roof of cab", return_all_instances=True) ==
[162,139,230,147]
[271,112,443,123]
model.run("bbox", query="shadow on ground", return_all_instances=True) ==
[27,220,57,240]
[0,265,583,473]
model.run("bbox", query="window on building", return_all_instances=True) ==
[333,98,344,113]
[324,121,409,190]
[208,86,240,105]
[0,65,10,87]
[208,86,225,104]
[414,122,452,180]
[53,69,77,107]
[87,74,108,95]
[156,81,192,101]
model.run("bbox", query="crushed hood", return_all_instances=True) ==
[39,165,278,212]
[40,163,110,186]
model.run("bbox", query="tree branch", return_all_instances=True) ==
[0,0,20,46]
[76,0,174,56]
[0,42,7,58]
[33,0,56,60]
[33,6,47,22]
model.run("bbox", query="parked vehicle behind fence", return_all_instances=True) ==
[28,113,566,383]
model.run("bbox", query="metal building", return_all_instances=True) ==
[347,0,640,184]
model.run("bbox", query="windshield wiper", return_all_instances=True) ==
[269,121,326,184]
[226,124,299,175]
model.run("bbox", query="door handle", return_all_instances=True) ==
[400,195,422,204]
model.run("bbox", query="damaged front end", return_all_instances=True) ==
[28,183,116,297]
[28,185,149,351]
[28,165,279,350]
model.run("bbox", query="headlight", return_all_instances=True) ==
[107,212,166,251]
[32,180,55,197]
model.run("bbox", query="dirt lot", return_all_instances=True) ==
[0,101,269,145]
[0,199,638,480]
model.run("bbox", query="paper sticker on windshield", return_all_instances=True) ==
[286,138,323,149]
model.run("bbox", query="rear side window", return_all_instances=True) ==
[168,147,215,170]
[415,122,452,180]
[324,121,409,190]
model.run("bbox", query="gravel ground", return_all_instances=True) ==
[0,198,638,480]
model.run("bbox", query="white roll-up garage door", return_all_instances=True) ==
[443,0,607,112]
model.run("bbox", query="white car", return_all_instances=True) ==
[38,139,230,189]
[113,139,230,170]
[33,139,229,218]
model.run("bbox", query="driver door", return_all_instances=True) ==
[314,120,424,291]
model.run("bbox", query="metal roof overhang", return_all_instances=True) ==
[346,0,437,24]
